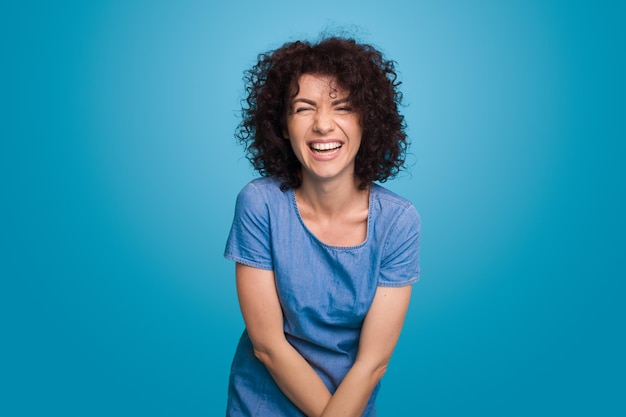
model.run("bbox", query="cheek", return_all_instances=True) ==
[284,117,297,137]
[339,120,362,138]
[285,119,308,140]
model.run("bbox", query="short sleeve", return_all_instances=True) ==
[378,205,421,287]
[224,182,274,270]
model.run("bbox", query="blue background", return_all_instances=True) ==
[2,1,624,416]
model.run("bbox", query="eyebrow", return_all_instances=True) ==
[292,97,351,106]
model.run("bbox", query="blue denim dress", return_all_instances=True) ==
[224,177,420,416]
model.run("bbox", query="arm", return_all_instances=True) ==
[321,285,412,417]
[235,262,332,417]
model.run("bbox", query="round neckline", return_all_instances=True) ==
[289,185,374,250]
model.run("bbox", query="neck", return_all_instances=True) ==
[297,175,368,217]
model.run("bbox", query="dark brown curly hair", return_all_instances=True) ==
[236,36,408,190]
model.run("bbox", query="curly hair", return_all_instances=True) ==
[236,36,408,190]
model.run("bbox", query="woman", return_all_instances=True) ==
[224,36,421,417]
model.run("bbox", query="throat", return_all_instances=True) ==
[294,186,370,246]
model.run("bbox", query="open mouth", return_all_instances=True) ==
[310,142,343,154]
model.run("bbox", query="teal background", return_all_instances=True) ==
[1,1,624,416]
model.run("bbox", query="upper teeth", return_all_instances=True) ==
[311,142,341,151]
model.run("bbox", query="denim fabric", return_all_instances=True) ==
[224,177,421,416]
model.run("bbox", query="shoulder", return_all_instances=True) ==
[236,177,286,204]
[233,177,293,222]
[371,185,421,285]
[371,184,420,228]
[370,185,421,285]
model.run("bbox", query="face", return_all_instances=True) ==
[284,73,362,185]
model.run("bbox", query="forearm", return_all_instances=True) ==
[257,339,332,417]
[320,285,412,417]
[237,263,332,416]
[320,360,385,417]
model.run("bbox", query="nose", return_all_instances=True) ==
[313,109,335,135]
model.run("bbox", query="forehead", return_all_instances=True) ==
[292,73,349,99]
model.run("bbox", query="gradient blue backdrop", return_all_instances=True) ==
[2,1,624,416]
